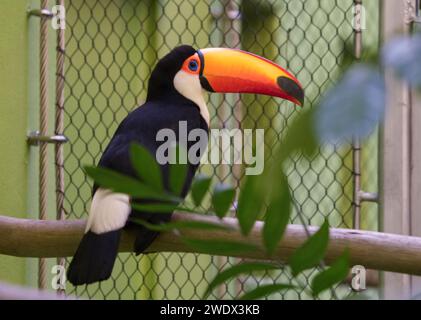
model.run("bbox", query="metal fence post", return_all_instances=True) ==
[352,0,363,230]
[55,0,66,294]
[38,0,50,291]
[380,0,414,300]
[410,0,421,299]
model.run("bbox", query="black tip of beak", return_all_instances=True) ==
[199,75,214,92]
[277,76,304,106]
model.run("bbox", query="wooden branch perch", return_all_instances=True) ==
[1,212,421,276]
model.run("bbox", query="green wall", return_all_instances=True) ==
[0,0,54,288]
[0,0,30,285]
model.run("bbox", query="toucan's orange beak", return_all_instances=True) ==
[197,48,304,106]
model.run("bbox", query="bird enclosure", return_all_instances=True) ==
[59,0,379,299]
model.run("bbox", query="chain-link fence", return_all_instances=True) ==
[62,0,380,299]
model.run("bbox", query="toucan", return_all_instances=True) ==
[67,45,304,286]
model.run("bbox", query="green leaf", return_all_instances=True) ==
[382,35,421,87]
[182,238,257,256]
[311,249,350,297]
[191,175,212,206]
[237,174,267,235]
[131,218,232,232]
[84,166,171,201]
[263,173,292,255]
[239,284,295,300]
[203,262,280,298]
[315,65,385,145]
[169,146,189,196]
[289,219,330,276]
[130,143,163,191]
[280,108,318,161]
[212,183,236,219]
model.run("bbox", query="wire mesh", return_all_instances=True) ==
[62,0,380,299]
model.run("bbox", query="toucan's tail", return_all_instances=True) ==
[67,230,121,286]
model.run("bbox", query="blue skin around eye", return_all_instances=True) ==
[189,60,198,71]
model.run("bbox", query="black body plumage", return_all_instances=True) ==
[67,46,209,286]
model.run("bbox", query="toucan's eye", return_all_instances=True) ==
[188,60,198,72]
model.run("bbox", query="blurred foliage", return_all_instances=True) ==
[315,64,385,145]
[311,249,349,297]
[382,34,421,88]
[289,220,329,277]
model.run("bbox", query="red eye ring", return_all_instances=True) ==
[181,53,201,74]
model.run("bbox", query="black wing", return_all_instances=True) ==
[92,99,208,253]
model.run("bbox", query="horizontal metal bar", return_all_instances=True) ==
[27,131,68,146]
[358,191,379,203]
[27,9,54,19]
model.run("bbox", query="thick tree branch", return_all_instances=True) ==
[1,213,421,276]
